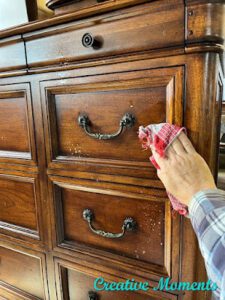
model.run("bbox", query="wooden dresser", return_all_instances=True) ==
[0,0,224,299]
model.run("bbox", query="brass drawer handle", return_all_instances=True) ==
[83,209,137,239]
[78,113,135,140]
[88,291,98,300]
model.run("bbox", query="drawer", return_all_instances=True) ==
[55,258,178,300]
[51,177,180,280]
[41,66,184,178]
[0,173,41,241]
[0,244,47,300]
[0,83,36,165]
[25,0,184,68]
[0,36,26,73]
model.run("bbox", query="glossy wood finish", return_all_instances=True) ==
[25,1,184,69]
[0,36,26,73]
[0,83,36,164]
[0,0,152,40]
[54,258,178,300]
[51,178,175,278]
[186,2,225,44]
[0,243,48,300]
[0,175,38,235]
[0,1,224,300]
[41,67,183,176]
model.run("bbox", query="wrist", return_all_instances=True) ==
[186,184,217,207]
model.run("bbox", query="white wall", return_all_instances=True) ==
[0,0,28,30]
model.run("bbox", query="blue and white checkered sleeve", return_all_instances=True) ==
[189,189,225,300]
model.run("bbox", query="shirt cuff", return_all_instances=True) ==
[189,188,225,217]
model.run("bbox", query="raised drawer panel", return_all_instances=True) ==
[0,93,29,153]
[25,0,184,68]
[0,83,36,164]
[41,66,183,178]
[51,177,179,280]
[0,174,40,240]
[55,258,177,300]
[59,186,164,266]
[0,246,46,299]
[0,36,26,73]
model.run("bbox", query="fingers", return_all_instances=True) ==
[178,132,196,154]
[171,137,186,155]
[166,144,176,159]
[151,132,195,170]
[151,147,166,169]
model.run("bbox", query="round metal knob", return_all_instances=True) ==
[82,33,101,49]
[88,291,98,300]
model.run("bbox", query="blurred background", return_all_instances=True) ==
[37,0,53,19]
[0,0,53,30]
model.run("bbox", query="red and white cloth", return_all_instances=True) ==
[138,123,188,216]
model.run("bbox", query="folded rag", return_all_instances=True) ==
[138,123,188,216]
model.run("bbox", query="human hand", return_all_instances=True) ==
[151,132,216,206]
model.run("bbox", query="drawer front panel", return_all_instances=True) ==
[26,1,184,68]
[0,246,45,299]
[55,258,177,300]
[66,270,150,300]
[0,83,36,163]
[0,36,26,72]
[42,66,183,176]
[51,177,179,278]
[0,174,40,240]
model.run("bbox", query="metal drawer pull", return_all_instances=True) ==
[78,113,135,140]
[82,33,102,49]
[83,209,137,239]
[88,291,98,300]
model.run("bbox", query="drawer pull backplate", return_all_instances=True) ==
[83,209,137,239]
[78,113,135,140]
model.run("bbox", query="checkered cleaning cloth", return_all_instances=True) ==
[138,123,188,216]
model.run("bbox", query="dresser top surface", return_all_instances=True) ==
[0,0,224,40]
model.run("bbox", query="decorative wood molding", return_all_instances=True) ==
[186,2,225,44]
[0,83,36,165]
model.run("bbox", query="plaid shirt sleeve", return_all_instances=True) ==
[189,189,225,300]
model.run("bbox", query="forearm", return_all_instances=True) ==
[189,189,225,299]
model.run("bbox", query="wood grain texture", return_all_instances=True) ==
[54,258,178,300]
[0,36,26,72]
[0,0,172,39]
[41,66,183,179]
[0,83,36,165]
[180,52,224,300]
[0,173,47,250]
[53,181,169,273]
[0,175,38,232]
[0,52,222,300]
[25,1,184,68]
[0,1,223,299]
[186,2,225,44]
[0,245,46,299]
